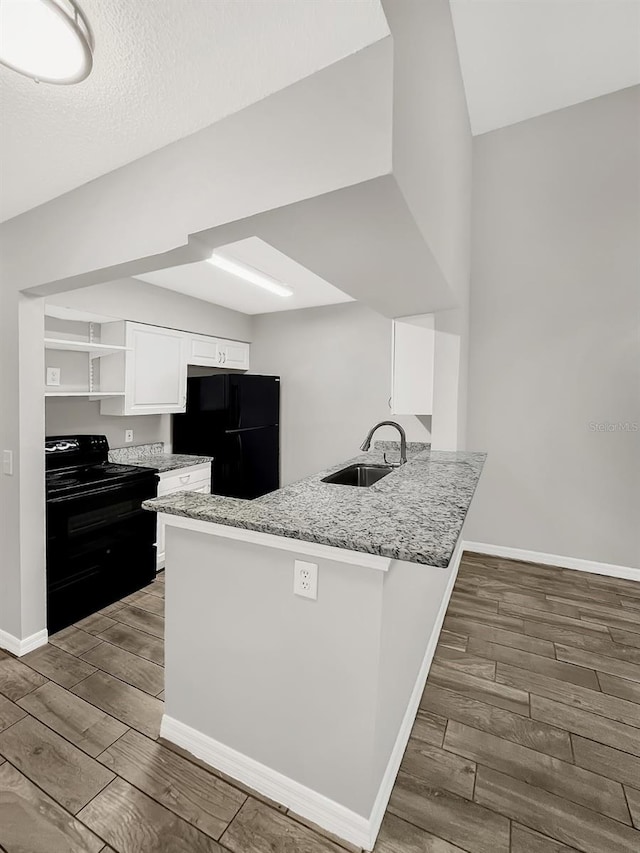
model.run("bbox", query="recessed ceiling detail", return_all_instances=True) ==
[135,237,354,315]
[450,0,640,135]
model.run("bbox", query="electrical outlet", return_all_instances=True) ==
[125,429,134,443]
[294,560,318,600]
[46,367,61,386]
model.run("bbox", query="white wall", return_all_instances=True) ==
[0,42,391,644]
[44,278,252,451]
[45,399,171,453]
[50,277,252,341]
[250,302,430,485]
[465,86,640,569]
[383,0,472,449]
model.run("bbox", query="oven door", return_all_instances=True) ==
[46,477,157,633]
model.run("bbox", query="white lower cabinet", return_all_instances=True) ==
[156,463,211,568]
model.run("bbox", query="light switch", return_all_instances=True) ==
[2,450,13,476]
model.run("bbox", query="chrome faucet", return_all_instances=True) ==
[360,421,407,467]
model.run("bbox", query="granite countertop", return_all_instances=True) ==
[125,453,213,473]
[143,445,486,567]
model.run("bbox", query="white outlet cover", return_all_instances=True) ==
[2,450,13,476]
[294,559,318,600]
[46,367,61,386]
[125,430,134,443]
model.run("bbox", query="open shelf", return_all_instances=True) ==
[45,338,130,358]
[44,390,125,398]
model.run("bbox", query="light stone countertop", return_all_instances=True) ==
[109,443,212,473]
[143,445,486,567]
[125,453,213,473]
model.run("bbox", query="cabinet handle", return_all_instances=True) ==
[179,475,190,483]
[222,352,227,363]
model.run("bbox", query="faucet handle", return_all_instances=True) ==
[383,451,403,467]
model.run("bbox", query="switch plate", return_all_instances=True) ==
[125,429,134,443]
[294,560,318,600]
[46,367,61,386]
[2,450,13,476]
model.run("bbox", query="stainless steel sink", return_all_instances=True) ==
[321,463,393,487]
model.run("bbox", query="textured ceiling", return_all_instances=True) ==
[450,0,640,135]
[136,236,354,315]
[0,0,389,222]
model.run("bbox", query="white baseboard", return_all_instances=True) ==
[0,628,48,657]
[160,715,371,849]
[463,541,640,583]
[162,542,464,852]
[367,537,464,844]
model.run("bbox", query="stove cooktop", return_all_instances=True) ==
[46,462,156,497]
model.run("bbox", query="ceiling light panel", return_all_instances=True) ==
[0,0,93,84]
[207,252,293,298]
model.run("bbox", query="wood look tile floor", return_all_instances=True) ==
[1,553,639,852]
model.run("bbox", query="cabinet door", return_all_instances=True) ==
[126,324,187,415]
[189,335,222,367]
[219,341,250,370]
[391,315,435,415]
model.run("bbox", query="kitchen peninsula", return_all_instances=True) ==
[144,443,485,850]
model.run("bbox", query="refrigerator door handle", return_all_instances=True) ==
[225,426,272,434]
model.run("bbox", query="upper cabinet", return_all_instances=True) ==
[188,335,250,370]
[100,323,189,416]
[391,315,435,416]
[217,339,250,370]
[189,335,221,367]
[98,323,250,416]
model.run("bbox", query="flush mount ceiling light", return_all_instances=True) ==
[0,0,94,85]
[208,252,294,298]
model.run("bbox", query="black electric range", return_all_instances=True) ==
[46,435,159,634]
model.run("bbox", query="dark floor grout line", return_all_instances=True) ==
[568,731,576,765]
[470,761,638,838]
[278,803,368,853]
[10,695,132,765]
[569,730,640,761]
[93,630,166,667]
[621,785,636,828]
[94,726,134,763]
[107,611,165,641]
[0,756,111,848]
[465,736,640,819]
[554,645,640,685]
[386,800,479,852]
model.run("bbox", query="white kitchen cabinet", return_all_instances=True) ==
[100,322,188,415]
[187,335,250,370]
[189,335,222,367]
[156,462,211,568]
[391,314,435,415]
[218,340,250,370]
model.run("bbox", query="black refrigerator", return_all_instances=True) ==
[173,374,280,499]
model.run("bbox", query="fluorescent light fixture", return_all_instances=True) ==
[208,252,293,298]
[0,0,94,85]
